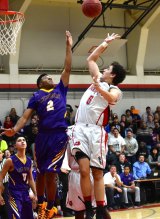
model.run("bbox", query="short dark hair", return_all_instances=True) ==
[37,73,48,89]
[14,134,26,144]
[111,61,126,85]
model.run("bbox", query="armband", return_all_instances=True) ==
[101,41,108,47]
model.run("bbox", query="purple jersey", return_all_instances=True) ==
[120,172,134,186]
[27,80,68,132]
[8,155,32,191]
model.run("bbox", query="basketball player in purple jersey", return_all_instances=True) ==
[0,135,37,219]
[3,30,73,219]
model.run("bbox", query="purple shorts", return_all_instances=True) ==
[8,190,33,219]
[35,129,68,174]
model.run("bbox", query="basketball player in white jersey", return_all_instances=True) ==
[71,33,126,219]
[61,126,96,219]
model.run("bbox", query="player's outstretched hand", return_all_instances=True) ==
[0,194,5,206]
[66,30,73,47]
[104,33,120,44]
[1,128,16,137]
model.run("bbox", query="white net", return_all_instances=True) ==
[0,11,25,55]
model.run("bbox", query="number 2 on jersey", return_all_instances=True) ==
[47,100,54,111]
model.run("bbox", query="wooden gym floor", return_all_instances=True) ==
[55,203,160,219]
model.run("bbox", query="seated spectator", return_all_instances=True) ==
[107,125,115,139]
[65,104,74,126]
[104,165,124,210]
[136,121,153,154]
[9,107,20,126]
[119,114,127,138]
[141,106,153,123]
[153,112,160,124]
[120,165,140,207]
[125,109,133,129]
[116,153,131,174]
[148,147,160,171]
[124,128,138,166]
[4,149,11,159]
[110,115,122,135]
[153,121,160,142]
[130,106,141,133]
[133,155,151,180]
[136,141,148,160]
[108,128,126,165]
[0,136,8,152]
[146,115,155,129]
[154,105,160,118]
[3,116,13,129]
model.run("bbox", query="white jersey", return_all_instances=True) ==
[75,82,122,126]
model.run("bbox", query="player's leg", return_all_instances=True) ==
[7,192,22,219]
[36,172,46,219]
[21,193,34,219]
[77,155,94,219]
[92,168,111,219]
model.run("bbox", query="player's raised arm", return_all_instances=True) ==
[87,33,120,79]
[61,31,73,87]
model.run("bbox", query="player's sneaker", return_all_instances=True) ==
[96,206,111,219]
[37,202,47,219]
[43,207,58,219]
[85,208,95,219]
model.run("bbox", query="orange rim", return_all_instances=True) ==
[0,10,24,24]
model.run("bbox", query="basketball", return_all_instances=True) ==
[82,0,102,18]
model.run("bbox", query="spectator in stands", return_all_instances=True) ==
[3,116,13,129]
[141,106,153,123]
[119,114,127,137]
[136,121,153,154]
[9,108,20,126]
[124,128,138,166]
[110,115,122,135]
[130,106,141,133]
[133,155,151,180]
[125,109,133,129]
[65,104,74,126]
[4,149,11,159]
[155,105,160,118]
[146,115,155,129]
[148,147,160,171]
[155,142,160,155]
[153,121,160,142]
[0,136,8,152]
[107,125,115,139]
[116,153,131,174]
[104,165,124,210]
[120,165,140,207]
[136,141,148,160]
[153,112,160,123]
[108,127,126,165]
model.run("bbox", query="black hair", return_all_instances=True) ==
[14,134,26,144]
[111,61,126,85]
[37,73,48,89]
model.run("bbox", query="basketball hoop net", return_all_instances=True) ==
[0,0,25,56]
[0,11,25,55]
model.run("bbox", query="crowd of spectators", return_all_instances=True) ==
[1,104,160,216]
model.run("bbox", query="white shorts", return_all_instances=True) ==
[66,170,96,211]
[71,123,108,169]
